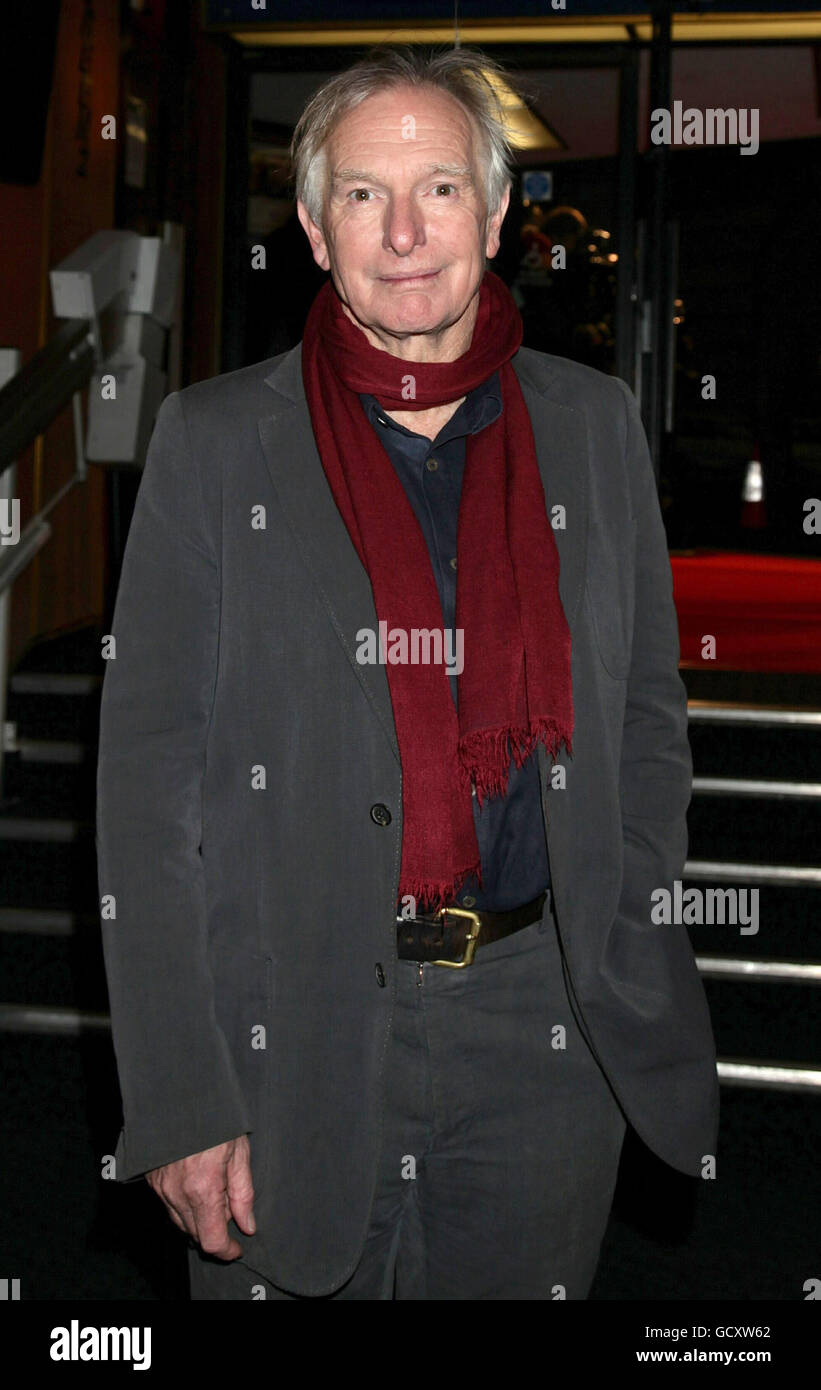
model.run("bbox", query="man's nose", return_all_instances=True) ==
[382,195,426,255]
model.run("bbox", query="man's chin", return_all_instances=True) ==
[380,314,444,337]
[339,288,433,332]
[371,294,451,335]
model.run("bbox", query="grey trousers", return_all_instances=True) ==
[188,896,627,1300]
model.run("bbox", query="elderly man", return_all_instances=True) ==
[96,46,719,1301]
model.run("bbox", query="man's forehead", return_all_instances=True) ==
[328,86,478,151]
[331,161,474,185]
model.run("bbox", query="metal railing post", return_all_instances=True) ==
[0,348,21,801]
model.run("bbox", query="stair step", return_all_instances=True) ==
[0,927,108,1011]
[687,706,821,782]
[687,796,821,865]
[5,688,101,741]
[685,883,821,962]
[0,907,97,935]
[10,625,106,674]
[0,936,76,1007]
[18,738,87,764]
[700,975,820,1063]
[0,838,98,910]
[0,1004,109,1033]
[10,673,101,695]
[682,669,821,707]
[0,817,91,841]
[0,760,97,817]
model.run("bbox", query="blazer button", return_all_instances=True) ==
[375,963,386,988]
[370,803,392,826]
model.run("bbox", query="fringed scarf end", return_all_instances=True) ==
[458,719,573,804]
[526,715,574,764]
[458,726,514,806]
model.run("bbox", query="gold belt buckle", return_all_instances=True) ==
[430,906,482,968]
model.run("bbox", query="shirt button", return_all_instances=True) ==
[462,895,476,908]
[375,963,386,988]
[449,556,457,571]
[426,457,439,472]
[370,803,392,827]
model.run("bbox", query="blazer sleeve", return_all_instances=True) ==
[614,377,693,926]
[96,390,251,1182]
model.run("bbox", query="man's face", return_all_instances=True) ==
[297,84,510,349]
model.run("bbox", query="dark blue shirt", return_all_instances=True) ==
[360,371,550,912]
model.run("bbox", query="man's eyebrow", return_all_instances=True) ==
[332,169,381,187]
[423,164,474,180]
[331,163,474,187]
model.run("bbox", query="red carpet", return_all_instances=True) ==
[671,552,821,673]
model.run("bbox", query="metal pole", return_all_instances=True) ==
[615,47,640,391]
[644,2,673,477]
[0,349,21,801]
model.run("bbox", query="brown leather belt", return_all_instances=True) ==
[396,891,548,968]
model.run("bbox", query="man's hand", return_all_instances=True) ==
[146,1135,256,1260]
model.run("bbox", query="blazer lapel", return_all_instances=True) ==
[511,351,589,633]
[511,352,590,847]
[258,345,401,764]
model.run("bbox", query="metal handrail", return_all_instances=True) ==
[688,703,821,727]
[0,319,94,474]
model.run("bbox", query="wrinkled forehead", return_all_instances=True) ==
[324,84,484,178]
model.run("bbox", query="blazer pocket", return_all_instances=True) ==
[585,515,637,680]
[209,944,273,1138]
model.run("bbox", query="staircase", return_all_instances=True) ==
[0,627,106,1033]
[682,669,821,1096]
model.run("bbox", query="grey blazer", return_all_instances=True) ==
[96,340,720,1296]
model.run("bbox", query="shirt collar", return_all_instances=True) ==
[360,369,502,448]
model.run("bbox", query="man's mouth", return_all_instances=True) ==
[378,270,441,284]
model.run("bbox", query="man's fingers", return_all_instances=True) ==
[226,1140,256,1236]
[147,1172,199,1240]
[144,1138,250,1258]
[147,1177,198,1240]
[189,1187,242,1260]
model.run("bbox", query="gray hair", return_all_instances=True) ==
[290,45,519,230]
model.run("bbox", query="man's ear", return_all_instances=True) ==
[485,182,511,260]
[296,198,331,271]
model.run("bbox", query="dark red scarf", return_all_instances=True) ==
[301,269,572,911]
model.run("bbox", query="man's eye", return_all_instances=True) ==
[348,188,373,202]
[433,184,456,196]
